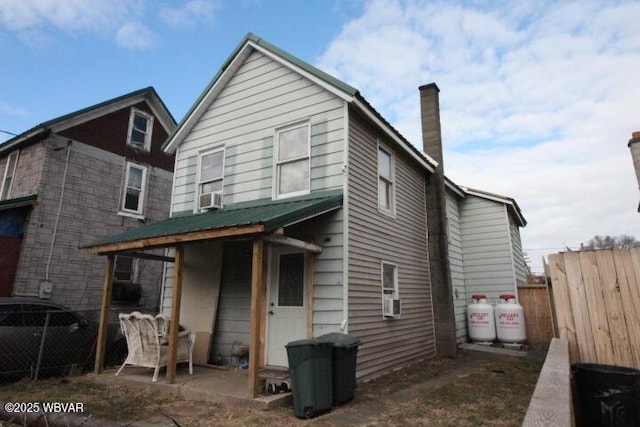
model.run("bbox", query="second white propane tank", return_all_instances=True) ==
[467,294,496,344]
[494,294,526,345]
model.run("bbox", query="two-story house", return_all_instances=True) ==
[83,34,441,394]
[84,34,527,396]
[0,87,176,313]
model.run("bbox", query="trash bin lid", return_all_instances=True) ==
[317,332,361,348]
[286,338,318,348]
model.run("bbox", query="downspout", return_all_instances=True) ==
[42,140,72,297]
[341,101,350,333]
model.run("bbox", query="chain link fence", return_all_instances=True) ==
[0,304,127,382]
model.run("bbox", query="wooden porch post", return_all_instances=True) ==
[166,245,184,383]
[248,238,265,397]
[94,255,115,374]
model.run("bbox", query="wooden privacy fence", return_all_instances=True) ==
[548,249,640,369]
[517,285,554,350]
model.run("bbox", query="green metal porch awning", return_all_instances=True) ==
[82,189,343,254]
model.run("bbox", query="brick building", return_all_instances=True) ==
[0,87,175,312]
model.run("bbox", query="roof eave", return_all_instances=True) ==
[0,128,50,157]
[352,96,437,173]
[462,187,527,227]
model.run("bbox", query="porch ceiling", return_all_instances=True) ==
[81,189,343,255]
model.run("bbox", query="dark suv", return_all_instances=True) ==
[0,298,126,380]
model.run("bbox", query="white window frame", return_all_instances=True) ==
[196,146,225,211]
[126,108,154,151]
[381,261,399,317]
[377,142,395,216]
[273,121,311,199]
[113,255,138,283]
[0,151,19,201]
[119,161,148,217]
[381,261,399,298]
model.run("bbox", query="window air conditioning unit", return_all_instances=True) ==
[383,297,401,317]
[200,191,223,210]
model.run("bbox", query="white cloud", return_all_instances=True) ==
[318,0,640,272]
[158,0,219,28]
[116,22,159,50]
[0,0,157,49]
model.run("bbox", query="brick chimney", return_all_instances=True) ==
[419,83,457,357]
[628,131,640,212]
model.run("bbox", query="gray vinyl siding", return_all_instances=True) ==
[285,209,345,334]
[446,191,467,343]
[171,49,346,213]
[460,196,517,304]
[347,109,434,380]
[509,215,527,286]
[210,240,252,363]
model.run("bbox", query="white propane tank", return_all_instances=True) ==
[467,295,496,344]
[495,294,526,345]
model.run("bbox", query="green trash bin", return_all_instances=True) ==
[317,332,361,405]
[285,339,333,419]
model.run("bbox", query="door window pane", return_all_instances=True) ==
[278,253,304,307]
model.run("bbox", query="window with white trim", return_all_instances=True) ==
[0,151,18,201]
[378,144,394,213]
[114,255,137,282]
[121,162,147,215]
[197,148,225,210]
[127,108,154,151]
[381,262,399,299]
[275,122,310,198]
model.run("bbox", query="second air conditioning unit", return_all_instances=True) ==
[383,297,401,318]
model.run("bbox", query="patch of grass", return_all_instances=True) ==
[0,377,175,423]
[0,352,544,426]
[373,356,543,426]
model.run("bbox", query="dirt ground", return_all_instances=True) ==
[0,348,544,427]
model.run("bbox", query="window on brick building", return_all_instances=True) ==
[120,161,147,216]
[127,108,153,151]
[0,151,19,200]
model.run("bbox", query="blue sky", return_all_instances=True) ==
[2,0,640,273]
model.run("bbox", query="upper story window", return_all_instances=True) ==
[378,144,394,214]
[197,147,225,210]
[127,108,154,151]
[0,151,19,201]
[275,122,310,198]
[120,161,147,216]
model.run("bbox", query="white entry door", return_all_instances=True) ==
[266,247,308,367]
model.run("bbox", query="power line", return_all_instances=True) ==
[0,129,17,136]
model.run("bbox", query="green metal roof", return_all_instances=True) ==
[82,190,343,253]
